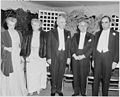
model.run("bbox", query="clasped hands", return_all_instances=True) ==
[73,54,85,60]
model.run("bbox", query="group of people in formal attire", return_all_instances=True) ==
[0,13,119,96]
[1,16,47,96]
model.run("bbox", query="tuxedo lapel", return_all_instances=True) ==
[53,28,59,42]
[76,32,80,46]
[54,29,67,42]
[83,32,88,48]
[95,30,102,48]
[64,29,68,42]
[108,29,114,49]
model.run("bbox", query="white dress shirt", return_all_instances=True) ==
[58,27,65,51]
[78,32,86,49]
[97,28,110,53]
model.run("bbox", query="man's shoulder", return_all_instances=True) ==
[48,28,57,33]
[111,29,119,35]
[65,29,70,32]
[94,30,102,37]
[72,32,79,38]
[87,32,94,36]
[64,29,71,36]
[74,32,79,35]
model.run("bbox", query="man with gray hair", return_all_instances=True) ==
[47,14,71,96]
[71,19,94,96]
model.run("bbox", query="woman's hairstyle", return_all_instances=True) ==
[4,16,17,30]
[6,17,17,24]
[31,18,42,25]
[28,18,42,34]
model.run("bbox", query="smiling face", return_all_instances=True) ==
[7,21,16,29]
[31,19,42,31]
[78,21,88,33]
[6,17,17,30]
[101,17,111,30]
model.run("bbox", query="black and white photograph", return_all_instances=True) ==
[0,0,119,96]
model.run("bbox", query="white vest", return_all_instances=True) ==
[97,29,110,53]
[58,27,65,51]
[78,32,86,49]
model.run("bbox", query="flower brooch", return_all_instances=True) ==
[112,32,116,36]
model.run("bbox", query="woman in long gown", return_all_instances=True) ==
[23,18,47,95]
[0,17,28,96]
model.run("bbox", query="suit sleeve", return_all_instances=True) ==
[92,32,99,61]
[46,30,52,59]
[113,32,119,63]
[1,31,5,60]
[84,34,94,58]
[71,34,77,56]
[67,31,71,58]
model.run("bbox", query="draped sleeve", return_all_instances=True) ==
[1,30,13,76]
[20,33,32,57]
[39,30,47,58]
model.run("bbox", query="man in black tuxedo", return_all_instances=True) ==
[71,20,94,96]
[92,16,119,96]
[47,14,71,96]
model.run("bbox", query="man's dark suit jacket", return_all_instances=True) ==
[71,31,94,96]
[47,28,71,62]
[93,28,119,63]
[71,32,94,58]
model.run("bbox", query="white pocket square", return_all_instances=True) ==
[88,39,92,42]
[113,32,116,36]
[67,36,70,38]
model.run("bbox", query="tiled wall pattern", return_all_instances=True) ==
[111,15,119,32]
[38,10,65,32]
[39,10,119,32]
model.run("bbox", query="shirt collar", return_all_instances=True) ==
[80,32,86,35]
[57,27,64,32]
[103,28,110,32]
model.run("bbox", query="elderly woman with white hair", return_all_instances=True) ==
[1,16,27,96]
[21,18,47,95]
